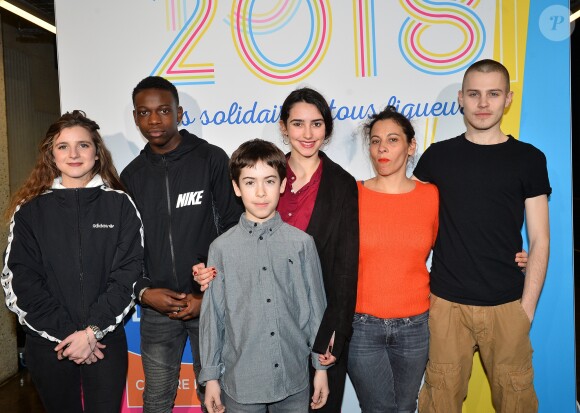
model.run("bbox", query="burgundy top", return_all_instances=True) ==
[277,157,323,231]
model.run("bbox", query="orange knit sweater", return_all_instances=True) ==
[355,180,439,318]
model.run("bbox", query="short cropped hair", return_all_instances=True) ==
[462,59,511,92]
[230,139,287,184]
[132,76,179,105]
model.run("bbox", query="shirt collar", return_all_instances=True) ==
[239,212,284,237]
[51,174,104,189]
[285,156,323,194]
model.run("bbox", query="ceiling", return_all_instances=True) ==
[8,0,54,24]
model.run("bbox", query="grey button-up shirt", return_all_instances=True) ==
[199,212,327,404]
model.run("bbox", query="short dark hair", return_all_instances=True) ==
[362,106,415,145]
[230,139,287,184]
[462,59,510,92]
[132,76,179,105]
[279,87,334,140]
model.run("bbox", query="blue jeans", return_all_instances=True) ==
[221,386,310,413]
[347,311,429,413]
[140,307,207,413]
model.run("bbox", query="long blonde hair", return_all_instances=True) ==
[5,110,124,221]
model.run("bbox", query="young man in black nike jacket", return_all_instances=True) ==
[121,76,242,413]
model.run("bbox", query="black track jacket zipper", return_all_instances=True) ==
[162,156,179,289]
[75,190,87,326]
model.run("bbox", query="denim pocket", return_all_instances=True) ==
[352,313,368,325]
[407,310,429,325]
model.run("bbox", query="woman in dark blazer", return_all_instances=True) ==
[277,88,359,413]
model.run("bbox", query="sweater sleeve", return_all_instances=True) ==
[120,169,152,298]
[86,192,144,334]
[312,175,359,359]
[2,206,77,342]
[304,237,329,370]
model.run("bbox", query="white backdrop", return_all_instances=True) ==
[55,1,493,176]
[54,1,575,412]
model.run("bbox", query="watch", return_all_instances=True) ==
[88,325,104,341]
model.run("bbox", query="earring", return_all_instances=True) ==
[282,134,289,145]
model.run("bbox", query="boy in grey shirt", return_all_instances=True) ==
[199,139,329,413]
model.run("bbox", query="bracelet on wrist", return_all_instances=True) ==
[85,329,96,353]
[139,287,149,302]
[88,325,104,341]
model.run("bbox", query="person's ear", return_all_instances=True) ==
[232,180,242,197]
[408,138,417,156]
[176,106,184,124]
[279,177,287,194]
[279,120,289,136]
[505,91,514,109]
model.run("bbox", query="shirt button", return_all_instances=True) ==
[259,236,263,240]
[254,223,257,227]
[262,267,267,271]
[266,299,271,303]
[249,230,252,234]
[288,213,292,217]
[270,332,275,336]
[274,363,279,368]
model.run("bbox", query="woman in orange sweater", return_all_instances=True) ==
[347,106,437,413]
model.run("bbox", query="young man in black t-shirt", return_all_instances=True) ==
[415,59,550,413]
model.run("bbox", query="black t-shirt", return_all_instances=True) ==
[414,134,551,305]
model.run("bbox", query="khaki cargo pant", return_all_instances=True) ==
[418,294,538,413]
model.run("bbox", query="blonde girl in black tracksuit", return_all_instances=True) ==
[2,111,143,413]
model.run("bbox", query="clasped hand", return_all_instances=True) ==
[192,263,216,292]
[54,328,106,365]
[141,288,202,321]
